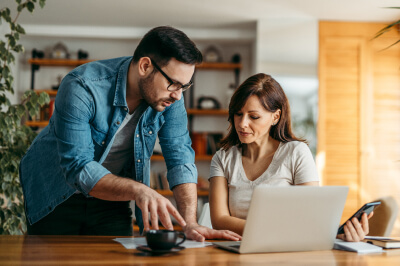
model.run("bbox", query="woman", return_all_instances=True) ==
[209,73,371,242]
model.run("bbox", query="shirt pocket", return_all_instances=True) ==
[143,116,165,157]
[91,127,107,160]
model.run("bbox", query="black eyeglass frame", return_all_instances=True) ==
[150,59,193,92]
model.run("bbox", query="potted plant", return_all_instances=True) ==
[0,0,48,234]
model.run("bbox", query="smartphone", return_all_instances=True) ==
[337,201,381,234]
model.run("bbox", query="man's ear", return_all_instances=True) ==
[137,57,152,77]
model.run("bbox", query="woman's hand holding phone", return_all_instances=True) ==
[336,211,374,242]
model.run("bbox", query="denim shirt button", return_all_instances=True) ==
[136,134,139,138]
[116,121,120,125]
[137,159,141,163]
[124,108,128,111]
[101,141,105,145]
[149,131,152,135]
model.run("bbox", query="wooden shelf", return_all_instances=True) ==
[25,121,49,127]
[151,154,213,161]
[34,89,58,97]
[29,58,93,66]
[186,109,228,116]
[197,62,241,70]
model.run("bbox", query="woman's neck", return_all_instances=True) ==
[242,137,280,162]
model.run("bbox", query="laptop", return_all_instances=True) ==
[213,186,348,253]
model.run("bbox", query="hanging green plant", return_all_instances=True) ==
[0,0,48,235]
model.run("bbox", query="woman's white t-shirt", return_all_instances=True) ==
[209,141,319,219]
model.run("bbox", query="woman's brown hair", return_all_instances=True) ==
[220,73,305,150]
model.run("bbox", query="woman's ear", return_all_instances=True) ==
[137,57,152,77]
[273,109,281,124]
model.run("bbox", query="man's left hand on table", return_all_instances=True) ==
[183,223,242,242]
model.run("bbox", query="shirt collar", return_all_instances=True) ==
[113,57,132,107]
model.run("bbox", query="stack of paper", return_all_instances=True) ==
[333,239,383,254]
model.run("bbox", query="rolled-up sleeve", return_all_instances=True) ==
[158,98,197,189]
[54,74,110,196]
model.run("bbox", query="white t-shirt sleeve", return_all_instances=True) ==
[292,142,319,185]
[209,149,226,179]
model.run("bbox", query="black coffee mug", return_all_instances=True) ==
[145,230,186,250]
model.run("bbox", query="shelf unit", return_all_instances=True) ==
[186,61,241,130]
[26,58,237,128]
[29,58,93,90]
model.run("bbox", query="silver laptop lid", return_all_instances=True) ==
[240,186,348,253]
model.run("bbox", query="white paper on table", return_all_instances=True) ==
[113,237,212,249]
[333,239,382,254]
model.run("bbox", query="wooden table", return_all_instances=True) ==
[1,235,400,265]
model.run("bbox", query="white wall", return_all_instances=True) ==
[256,19,319,154]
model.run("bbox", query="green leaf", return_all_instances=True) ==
[16,24,25,34]
[23,90,32,99]
[16,0,22,4]
[39,0,46,8]
[12,44,24,53]
[2,66,9,78]
[30,92,38,105]
[16,105,26,117]
[27,2,34,13]
[38,92,50,105]
[7,53,15,64]
[4,7,11,16]
[374,20,400,39]
[2,9,12,23]
[8,35,16,47]
[379,39,400,51]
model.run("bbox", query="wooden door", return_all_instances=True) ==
[318,21,400,235]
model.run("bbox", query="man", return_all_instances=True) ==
[20,26,240,241]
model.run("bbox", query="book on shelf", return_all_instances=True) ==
[364,236,400,249]
[191,132,223,156]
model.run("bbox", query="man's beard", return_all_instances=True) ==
[138,75,175,112]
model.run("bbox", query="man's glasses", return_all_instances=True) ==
[150,59,193,92]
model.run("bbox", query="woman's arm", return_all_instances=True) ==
[209,176,246,236]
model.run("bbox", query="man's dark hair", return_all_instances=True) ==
[133,26,203,67]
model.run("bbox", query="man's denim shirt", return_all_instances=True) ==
[20,56,197,231]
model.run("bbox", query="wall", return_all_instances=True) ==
[256,19,319,155]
